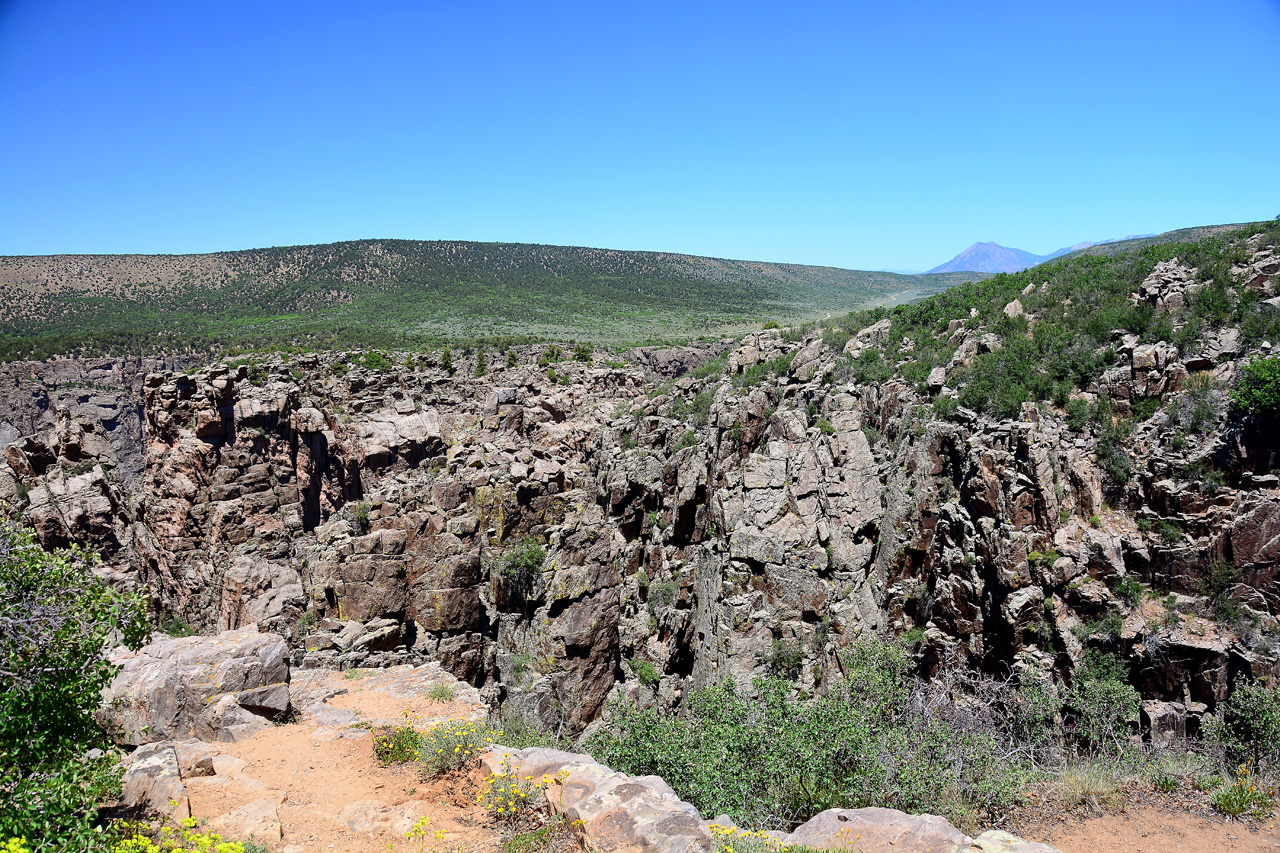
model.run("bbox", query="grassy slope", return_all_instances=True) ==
[0,240,980,359]
[1051,223,1254,262]
[827,219,1280,420]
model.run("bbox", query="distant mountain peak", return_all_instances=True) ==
[927,242,1048,274]
[927,234,1155,274]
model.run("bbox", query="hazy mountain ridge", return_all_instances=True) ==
[928,233,1156,273]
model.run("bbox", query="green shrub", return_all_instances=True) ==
[1174,371,1221,433]
[1150,770,1179,793]
[440,347,454,373]
[426,682,457,703]
[1065,398,1090,431]
[295,611,317,636]
[573,343,593,362]
[761,640,804,680]
[352,501,371,532]
[1112,576,1145,608]
[373,725,422,765]
[1199,561,1243,623]
[1194,773,1223,792]
[674,430,698,451]
[0,522,149,847]
[157,614,196,637]
[1208,678,1280,766]
[647,580,679,613]
[357,351,394,371]
[1211,765,1274,819]
[689,356,728,379]
[586,636,1029,830]
[1064,651,1139,754]
[501,539,545,581]
[1095,435,1131,485]
[630,658,661,687]
[1231,357,1280,414]
[489,706,568,750]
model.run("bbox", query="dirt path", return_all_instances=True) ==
[1018,801,1280,853]
[183,665,499,853]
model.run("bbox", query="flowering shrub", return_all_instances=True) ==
[111,817,245,852]
[1211,763,1274,819]
[373,724,422,765]
[418,720,496,775]
[707,824,839,853]
[475,762,541,824]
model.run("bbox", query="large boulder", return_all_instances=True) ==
[99,625,290,745]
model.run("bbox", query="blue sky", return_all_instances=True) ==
[1,1,1277,271]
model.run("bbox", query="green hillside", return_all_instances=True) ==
[0,240,981,359]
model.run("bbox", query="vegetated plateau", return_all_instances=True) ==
[4,218,1280,853]
[0,240,982,361]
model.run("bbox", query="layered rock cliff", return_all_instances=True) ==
[3,240,1278,742]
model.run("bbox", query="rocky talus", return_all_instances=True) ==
[2,244,1279,748]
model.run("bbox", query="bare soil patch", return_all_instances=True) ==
[1011,782,1280,853]
[184,665,500,853]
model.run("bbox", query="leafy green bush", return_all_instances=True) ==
[761,640,804,680]
[1112,576,1145,609]
[157,614,196,637]
[356,351,394,371]
[1064,651,1139,754]
[1095,434,1131,485]
[0,521,149,847]
[629,658,661,687]
[1199,562,1243,623]
[1231,357,1280,415]
[674,430,698,451]
[573,343,593,362]
[501,539,545,581]
[1208,679,1280,765]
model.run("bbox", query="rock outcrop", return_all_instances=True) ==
[481,746,1059,853]
[100,626,291,744]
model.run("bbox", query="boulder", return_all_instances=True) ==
[99,626,290,745]
[120,742,188,817]
[784,808,969,853]
[204,797,282,843]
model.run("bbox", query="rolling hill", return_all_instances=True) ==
[0,240,984,360]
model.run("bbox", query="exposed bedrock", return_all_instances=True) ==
[4,274,1279,741]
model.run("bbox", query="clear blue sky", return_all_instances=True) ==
[1,1,1278,271]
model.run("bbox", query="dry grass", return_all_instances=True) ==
[1057,761,1127,815]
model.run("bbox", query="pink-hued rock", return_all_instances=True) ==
[99,625,290,745]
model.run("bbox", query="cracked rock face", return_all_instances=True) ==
[99,626,291,744]
[4,252,1280,741]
